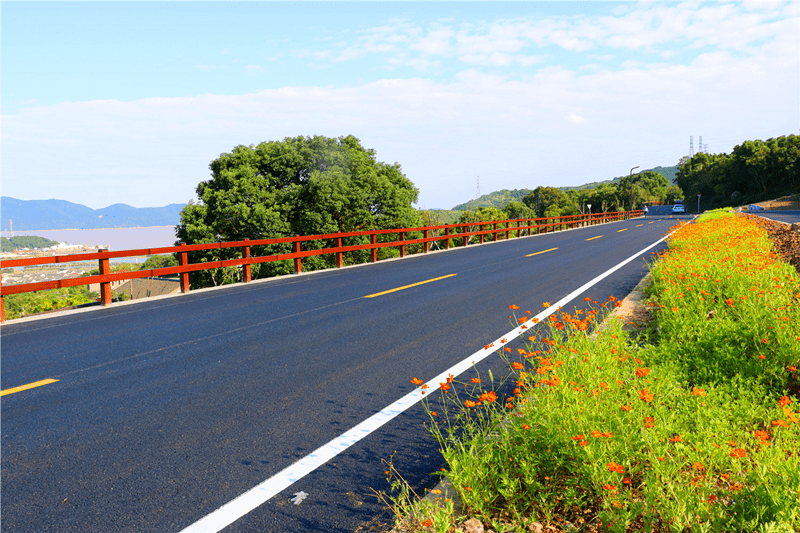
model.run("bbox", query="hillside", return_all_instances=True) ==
[1,197,186,231]
[451,164,678,210]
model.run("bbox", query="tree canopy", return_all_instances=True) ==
[677,135,799,209]
[176,135,421,287]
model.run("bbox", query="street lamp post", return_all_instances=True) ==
[697,193,702,213]
[628,166,640,211]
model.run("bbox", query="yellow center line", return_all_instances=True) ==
[364,273,457,298]
[636,224,644,227]
[586,236,603,241]
[617,228,628,233]
[649,221,655,224]
[1,378,59,397]
[525,247,559,257]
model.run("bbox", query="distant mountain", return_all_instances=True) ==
[450,165,678,210]
[0,197,187,231]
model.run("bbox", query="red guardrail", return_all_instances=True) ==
[0,210,643,321]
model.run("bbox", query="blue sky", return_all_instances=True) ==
[3,1,798,210]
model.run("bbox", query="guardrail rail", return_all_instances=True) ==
[0,210,643,321]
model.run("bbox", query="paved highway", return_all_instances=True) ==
[1,216,683,533]
[749,210,800,225]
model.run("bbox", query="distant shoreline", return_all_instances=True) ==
[1,225,177,233]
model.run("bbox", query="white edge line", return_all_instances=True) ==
[179,226,680,533]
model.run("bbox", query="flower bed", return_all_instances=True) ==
[391,209,800,533]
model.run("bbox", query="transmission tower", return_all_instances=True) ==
[476,176,481,199]
[689,136,694,156]
[699,136,704,153]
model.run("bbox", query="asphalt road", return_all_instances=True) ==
[1,216,683,533]
[748,210,800,224]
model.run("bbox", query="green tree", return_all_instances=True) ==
[502,201,534,220]
[176,135,421,288]
[522,187,578,218]
[619,170,673,209]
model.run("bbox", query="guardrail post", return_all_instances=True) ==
[99,248,112,306]
[179,243,190,294]
[294,241,302,273]
[444,227,450,249]
[399,232,406,257]
[242,238,251,283]
[370,234,377,262]
[423,230,429,253]
[493,223,498,241]
[337,236,343,267]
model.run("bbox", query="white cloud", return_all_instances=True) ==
[4,28,796,210]
[3,2,797,210]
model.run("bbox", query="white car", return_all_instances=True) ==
[672,204,686,214]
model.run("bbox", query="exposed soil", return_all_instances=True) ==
[749,216,800,275]
[747,195,800,211]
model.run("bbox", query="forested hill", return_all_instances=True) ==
[452,164,677,210]
[1,197,186,231]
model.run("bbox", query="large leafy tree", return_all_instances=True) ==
[176,135,421,287]
[521,187,578,218]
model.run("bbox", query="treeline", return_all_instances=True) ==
[455,170,682,224]
[1,235,60,252]
[677,134,799,210]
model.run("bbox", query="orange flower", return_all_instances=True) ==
[464,400,478,408]
[772,420,790,428]
[778,396,792,408]
[430,411,437,417]
[572,434,585,441]
[671,306,679,312]
[479,390,498,403]
[578,440,589,447]
[707,494,718,504]
[725,298,735,306]
[410,377,424,385]
[669,435,683,443]
[543,302,551,308]
[603,483,617,492]
[607,462,625,474]
[591,430,603,438]
[621,405,632,412]
[609,295,616,302]
[509,304,520,310]
[730,448,747,459]
[610,347,618,355]
[635,368,650,378]
[471,377,481,384]
[644,416,655,428]
[517,316,529,323]
[638,389,654,403]
[622,477,631,485]
[690,387,706,397]
[420,518,433,527]
[522,424,530,430]
[693,462,703,471]
[512,362,525,370]
[439,382,451,392]
[584,297,592,302]
[783,408,799,424]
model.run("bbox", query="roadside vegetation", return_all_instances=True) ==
[3,255,178,320]
[389,209,800,532]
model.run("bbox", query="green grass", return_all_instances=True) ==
[388,209,800,533]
